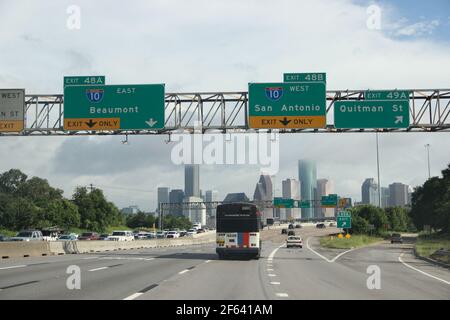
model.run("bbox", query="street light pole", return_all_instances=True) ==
[376,132,382,208]
[425,144,431,179]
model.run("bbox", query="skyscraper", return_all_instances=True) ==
[183,196,206,226]
[361,178,380,207]
[184,164,200,198]
[157,187,169,213]
[205,190,219,228]
[253,174,273,221]
[169,189,184,216]
[389,182,410,207]
[282,179,300,220]
[223,193,250,203]
[253,175,273,201]
[381,187,390,208]
[316,179,335,218]
[298,159,317,219]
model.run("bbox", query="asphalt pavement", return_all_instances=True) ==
[0,226,448,299]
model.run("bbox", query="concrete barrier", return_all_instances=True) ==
[49,231,215,255]
[1,232,216,258]
[0,241,51,259]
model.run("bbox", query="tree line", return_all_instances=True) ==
[0,169,124,232]
[350,163,450,235]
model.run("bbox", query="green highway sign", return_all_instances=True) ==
[321,194,338,207]
[273,198,295,208]
[337,211,351,229]
[284,73,326,83]
[64,84,165,131]
[365,90,410,101]
[334,100,409,129]
[64,76,105,87]
[248,82,326,129]
[299,200,311,208]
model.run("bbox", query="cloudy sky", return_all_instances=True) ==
[0,0,449,211]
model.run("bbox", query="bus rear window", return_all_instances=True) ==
[216,219,259,233]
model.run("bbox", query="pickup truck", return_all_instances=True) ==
[286,236,303,248]
[107,230,134,241]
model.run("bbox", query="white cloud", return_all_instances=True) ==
[0,0,449,211]
[394,19,440,36]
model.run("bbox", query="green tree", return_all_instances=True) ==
[0,169,27,194]
[350,205,388,234]
[160,215,192,230]
[72,187,124,232]
[410,163,450,233]
[18,176,64,207]
[385,206,411,232]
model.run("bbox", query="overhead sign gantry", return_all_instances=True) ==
[63,84,165,131]
[0,89,25,132]
[248,72,327,129]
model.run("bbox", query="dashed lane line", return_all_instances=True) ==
[0,265,27,270]
[276,293,289,298]
[88,267,108,272]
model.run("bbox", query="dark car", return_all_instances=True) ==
[391,233,403,244]
[0,234,7,241]
[316,223,326,229]
[295,224,302,229]
[288,224,295,229]
[287,230,296,236]
[281,228,288,234]
[98,233,110,240]
[196,228,206,233]
[78,232,100,240]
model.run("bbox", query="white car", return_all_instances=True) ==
[186,229,197,236]
[286,236,303,248]
[166,231,180,239]
[107,230,134,241]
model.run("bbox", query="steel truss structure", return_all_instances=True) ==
[2,89,449,136]
[160,200,336,223]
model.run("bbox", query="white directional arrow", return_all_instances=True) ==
[145,118,158,127]
[394,116,403,124]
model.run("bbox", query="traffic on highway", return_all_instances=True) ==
[1,1,450,316]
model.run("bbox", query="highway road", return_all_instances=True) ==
[0,226,448,300]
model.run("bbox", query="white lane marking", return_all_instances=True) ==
[268,274,277,277]
[267,243,285,262]
[0,265,27,270]
[270,282,280,285]
[398,253,450,285]
[267,268,274,272]
[83,257,98,260]
[204,260,211,263]
[88,267,108,272]
[276,293,289,297]
[306,237,355,263]
[178,269,189,275]
[145,258,155,261]
[123,292,143,300]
